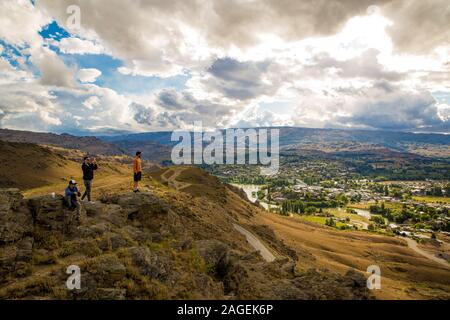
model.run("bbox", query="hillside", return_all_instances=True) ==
[109,140,172,164]
[0,140,134,195]
[0,166,370,300]
[0,140,81,190]
[150,167,450,299]
[99,127,450,158]
[0,129,125,156]
[1,143,449,300]
[254,212,450,299]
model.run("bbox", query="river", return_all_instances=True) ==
[231,184,279,211]
[353,208,372,219]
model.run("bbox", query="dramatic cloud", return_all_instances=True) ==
[155,88,240,128]
[382,1,450,54]
[30,47,76,87]
[336,89,445,131]
[0,0,448,133]
[0,0,50,47]
[308,49,404,81]
[205,58,274,100]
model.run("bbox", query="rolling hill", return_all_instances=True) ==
[0,129,125,156]
[0,141,449,299]
[0,145,370,300]
[0,140,134,194]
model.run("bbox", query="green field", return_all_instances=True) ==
[412,196,450,204]
[327,208,370,224]
[295,215,347,228]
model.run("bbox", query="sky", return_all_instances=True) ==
[0,0,449,134]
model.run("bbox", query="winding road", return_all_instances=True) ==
[233,223,276,262]
[403,237,449,268]
[161,167,277,263]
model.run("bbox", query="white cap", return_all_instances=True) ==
[69,179,77,185]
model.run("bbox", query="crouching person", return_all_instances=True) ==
[65,179,82,221]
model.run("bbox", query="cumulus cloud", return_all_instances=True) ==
[0,0,50,47]
[35,0,402,77]
[77,68,102,83]
[0,0,447,133]
[232,105,294,128]
[131,102,155,125]
[56,37,107,55]
[337,90,445,131]
[289,82,449,132]
[154,88,239,128]
[82,95,100,109]
[205,58,274,100]
[0,82,62,131]
[382,0,450,54]
[29,47,76,87]
[308,49,404,81]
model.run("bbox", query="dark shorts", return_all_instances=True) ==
[134,171,142,182]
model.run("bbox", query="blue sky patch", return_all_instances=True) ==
[39,21,71,41]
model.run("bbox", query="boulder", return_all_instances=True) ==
[128,247,171,281]
[28,194,85,238]
[195,240,231,279]
[84,202,107,217]
[0,189,34,281]
[85,255,127,287]
[0,189,33,244]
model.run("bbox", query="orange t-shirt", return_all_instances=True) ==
[133,157,142,173]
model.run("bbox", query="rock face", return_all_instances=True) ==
[0,189,33,243]
[0,188,370,300]
[29,194,85,240]
[0,189,34,281]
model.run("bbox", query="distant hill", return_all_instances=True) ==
[0,140,133,191]
[2,127,448,164]
[0,140,81,189]
[100,127,450,159]
[274,127,449,149]
[108,139,172,163]
[100,131,175,145]
[100,127,450,147]
[0,129,125,156]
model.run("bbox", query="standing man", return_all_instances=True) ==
[133,151,142,193]
[81,156,98,202]
[65,180,82,221]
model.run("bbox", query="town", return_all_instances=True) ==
[205,154,450,250]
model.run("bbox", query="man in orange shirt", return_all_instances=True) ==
[133,151,142,193]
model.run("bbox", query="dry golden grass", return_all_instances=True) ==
[253,211,450,300]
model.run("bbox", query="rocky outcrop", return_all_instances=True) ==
[28,194,85,241]
[0,189,34,281]
[0,188,371,300]
[128,247,171,281]
[0,189,33,243]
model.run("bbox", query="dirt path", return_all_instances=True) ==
[161,167,192,191]
[403,237,449,268]
[233,223,276,262]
